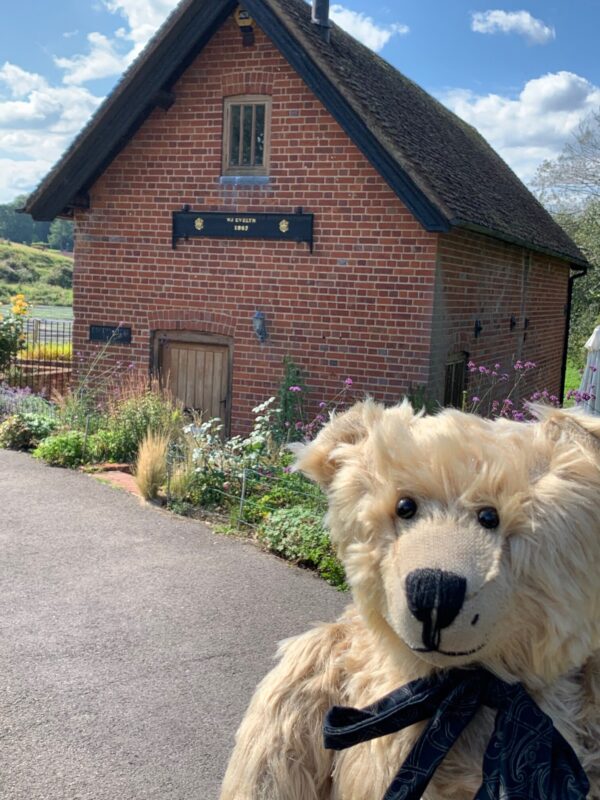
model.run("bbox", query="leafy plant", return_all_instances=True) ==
[277,356,307,441]
[47,263,73,289]
[33,430,86,467]
[87,429,125,463]
[240,469,325,524]
[0,293,28,373]
[258,505,347,589]
[104,389,182,463]
[0,383,53,418]
[0,412,56,450]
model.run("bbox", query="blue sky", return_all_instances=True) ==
[0,0,599,202]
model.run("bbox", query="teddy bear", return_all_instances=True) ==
[220,401,600,799]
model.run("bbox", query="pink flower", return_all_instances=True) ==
[344,377,353,386]
[289,386,302,393]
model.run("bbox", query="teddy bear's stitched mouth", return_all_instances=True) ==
[413,643,486,657]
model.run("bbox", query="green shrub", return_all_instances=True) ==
[186,467,229,508]
[87,429,125,462]
[47,263,73,289]
[0,412,57,450]
[258,505,347,589]
[242,470,325,524]
[33,430,86,468]
[104,392,183,463]
[0,262,38,283]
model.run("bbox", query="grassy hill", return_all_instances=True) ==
[0,240,72,307]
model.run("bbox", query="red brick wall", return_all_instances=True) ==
[430,228,569,411]
[73,15,438,433]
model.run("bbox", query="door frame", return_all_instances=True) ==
[152,330,234,435]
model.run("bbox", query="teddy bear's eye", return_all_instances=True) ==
[477,507,500,529]
[396,497,418,519]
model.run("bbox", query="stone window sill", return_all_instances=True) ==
[219,176,271,186]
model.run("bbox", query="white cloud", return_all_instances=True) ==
[0,158,52,203]
[329,5,409,51]
[471,10,555,45]
[0,63,103,202]
[440,71,600,180]
[0,63,48,98]
[102,0,179,46]
[54,32,131,85]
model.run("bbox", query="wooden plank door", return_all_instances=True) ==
[160,339,230,426]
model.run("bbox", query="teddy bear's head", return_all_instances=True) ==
[295,401,600,683]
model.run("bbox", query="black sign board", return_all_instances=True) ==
[172,211,314,251]
[89,325,132,344]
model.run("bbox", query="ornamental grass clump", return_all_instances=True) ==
[135,430,169,501]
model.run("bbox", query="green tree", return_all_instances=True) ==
[534,110,600,365]
[48,218,74,252]
[0,196,34,244]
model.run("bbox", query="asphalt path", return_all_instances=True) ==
[0,450,347,799]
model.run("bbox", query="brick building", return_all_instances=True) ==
[25,0,587,433]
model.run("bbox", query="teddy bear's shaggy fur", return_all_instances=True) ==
[220,402,600,799]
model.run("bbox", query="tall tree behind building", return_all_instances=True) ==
[0,195,72,250]
[535,110,600,364]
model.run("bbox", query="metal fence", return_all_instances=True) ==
[6,319,73,398]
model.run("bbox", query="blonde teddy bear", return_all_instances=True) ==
[221,402,599,799]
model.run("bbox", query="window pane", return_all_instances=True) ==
[242,105,253,165]
[229,105,241,166]
[255,105,265,166]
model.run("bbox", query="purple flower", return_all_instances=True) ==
[344,377,353,386]
[471,396,481,404]
[289,385,302,393]
[295,421,303,430]
[319,401,327,409]
[494,363,501,370]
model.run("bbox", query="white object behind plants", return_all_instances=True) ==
[579,325,600,415]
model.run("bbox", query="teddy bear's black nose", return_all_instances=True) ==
[405,568,467,650]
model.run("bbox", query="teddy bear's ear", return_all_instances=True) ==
[292,400,384,487]
[535,405,600,459]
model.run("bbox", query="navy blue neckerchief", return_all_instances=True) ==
[323,667,589,799]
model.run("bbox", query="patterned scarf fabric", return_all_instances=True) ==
[323,668,589,799]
